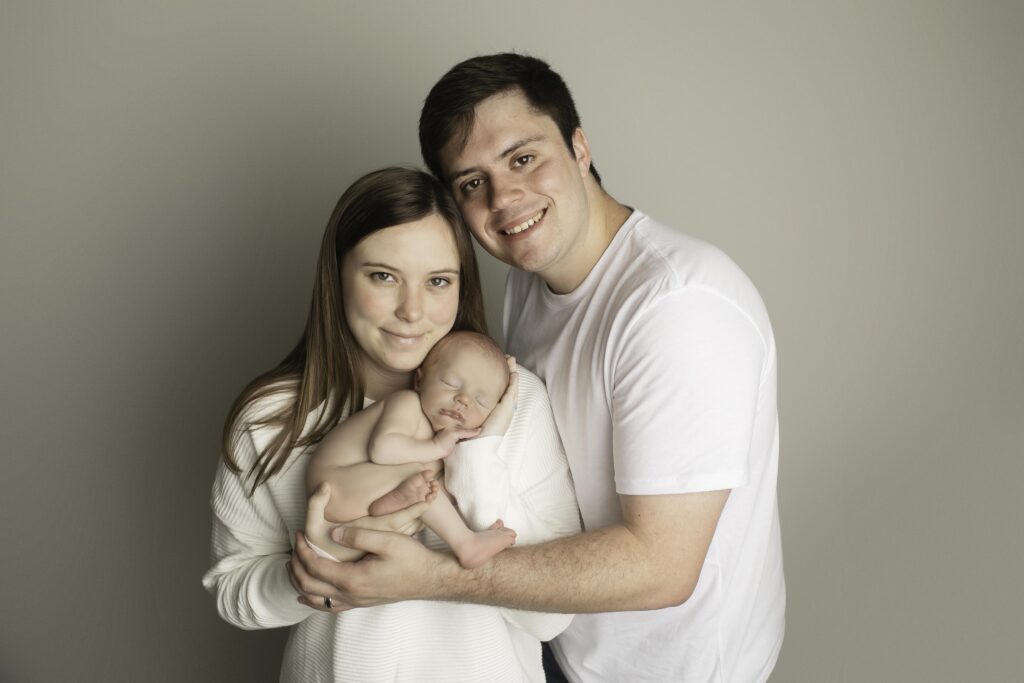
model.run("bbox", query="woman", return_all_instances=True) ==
[203,167,580,682]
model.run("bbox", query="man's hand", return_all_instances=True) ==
[289,526,456,612]
[479,356,519,438]
[291,487,731,615]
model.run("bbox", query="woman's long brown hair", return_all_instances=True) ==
[221,167,487,493]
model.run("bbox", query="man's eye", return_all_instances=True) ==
[461,178,483,193]
[513,154,534,167]
[370,272,396,283]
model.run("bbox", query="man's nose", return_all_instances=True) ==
[489,174,523,213]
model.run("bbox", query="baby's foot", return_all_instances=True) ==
[454,524,517,569]
[368,471,438,516]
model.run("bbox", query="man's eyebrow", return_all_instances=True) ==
[449,135,547,182]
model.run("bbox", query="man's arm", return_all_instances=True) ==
[290,488,729,613]
[290,289,763,613]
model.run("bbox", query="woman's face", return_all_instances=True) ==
[341,213,462,397]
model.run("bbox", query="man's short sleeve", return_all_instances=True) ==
[612,287,768,495]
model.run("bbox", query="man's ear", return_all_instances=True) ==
[572,127,592,177]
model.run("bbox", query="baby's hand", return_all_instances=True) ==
[433,425,481,455]
[480,356,519,438]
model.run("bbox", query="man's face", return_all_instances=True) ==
[440,90,592,283]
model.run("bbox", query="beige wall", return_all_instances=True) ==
[2,2,1021,680]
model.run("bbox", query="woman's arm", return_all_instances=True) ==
[446,369,580,543]
[201,428,311,630]
[444,368,582,640]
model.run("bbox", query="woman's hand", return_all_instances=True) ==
[479,356,519,438]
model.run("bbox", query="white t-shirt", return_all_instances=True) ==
[505,210,785,682]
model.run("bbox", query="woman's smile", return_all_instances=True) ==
[381,329,427,346]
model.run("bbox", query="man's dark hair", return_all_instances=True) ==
[419,53,601,185]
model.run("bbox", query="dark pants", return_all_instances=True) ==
[542,641,570,683]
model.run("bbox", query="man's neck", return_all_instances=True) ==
[543,181,632,295]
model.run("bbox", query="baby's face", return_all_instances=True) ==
[418,344,507,431]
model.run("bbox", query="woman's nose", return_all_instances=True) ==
[395,286,423,322]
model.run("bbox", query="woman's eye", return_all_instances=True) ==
[370,272,396,283]
[513,154,534,167]
[427,277,451,288]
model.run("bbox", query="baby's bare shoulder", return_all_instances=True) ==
[379,390,432,436]
[382,389,422,410]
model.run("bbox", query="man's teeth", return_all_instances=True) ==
[503,210,543,235]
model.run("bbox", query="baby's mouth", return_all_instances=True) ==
[440,408,464,422]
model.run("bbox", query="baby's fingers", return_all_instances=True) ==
[456,427,481,442]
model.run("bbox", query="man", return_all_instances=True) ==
[293,53,785,681]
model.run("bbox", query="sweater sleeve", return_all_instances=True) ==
[201,423,311,630]
[445,369,582,641]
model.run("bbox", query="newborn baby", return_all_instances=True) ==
[305,330,518,568]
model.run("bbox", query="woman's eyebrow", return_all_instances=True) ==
[361,262,459,276]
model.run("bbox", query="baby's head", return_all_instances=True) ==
[415,331,510,431]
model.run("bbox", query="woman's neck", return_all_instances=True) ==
[362,365,414,402]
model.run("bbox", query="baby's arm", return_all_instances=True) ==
[367,390,478,465]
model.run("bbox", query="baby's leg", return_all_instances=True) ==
[304,483,433,562]
[318,461,435,522]
[422,482,517,569]
[369,472,439,516]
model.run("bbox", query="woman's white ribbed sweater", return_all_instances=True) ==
[203,368,581,682]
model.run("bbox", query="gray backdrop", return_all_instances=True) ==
[2,1,1022,681]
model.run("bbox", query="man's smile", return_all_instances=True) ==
[499,209,546,237]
